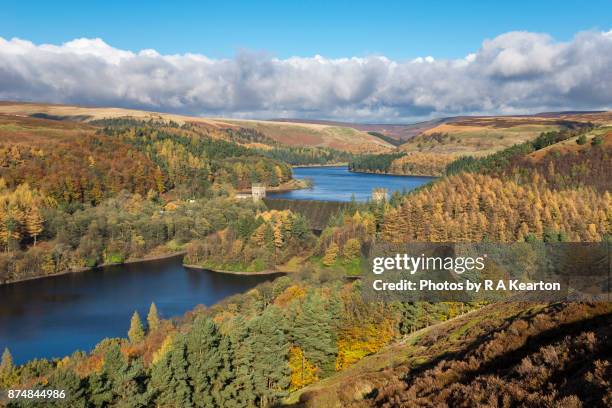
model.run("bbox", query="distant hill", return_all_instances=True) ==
[272,117,448,142]
[0,102,393,153]
[274,111,612,147]
[217,118,393,153]
[526,126,612,161]
[398,113,612,157]
[3,102,609,156]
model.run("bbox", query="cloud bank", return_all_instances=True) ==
[1,30,611,122]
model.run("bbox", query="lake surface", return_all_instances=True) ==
[270,166,435,201]
[0,256,281,364]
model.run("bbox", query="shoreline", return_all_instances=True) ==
[183,263,288,275]
[291,162,348,168]
[347,168,440,178]
[1,251,187,286]
[236,178,310,194]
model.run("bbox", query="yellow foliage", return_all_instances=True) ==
[152,335,173,365]
[56,356,71,370]
[335,317,396,371]
[382,173,610,243]
[342,238,361,260]
[289,346,318,391]
[274,284,307,307]
[322,242,339,266]
[163,201,180,211]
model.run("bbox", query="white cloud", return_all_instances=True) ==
[0,29,611,122]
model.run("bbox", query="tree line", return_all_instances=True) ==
[1,268,472,408]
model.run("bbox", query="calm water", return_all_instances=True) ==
[0,256,281,364]
[270,166,435,201]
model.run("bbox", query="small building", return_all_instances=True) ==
[372,187,388,202]
[235,184,267,201]
[252,183,266,201]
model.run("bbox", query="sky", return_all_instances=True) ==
[1,0,611,122]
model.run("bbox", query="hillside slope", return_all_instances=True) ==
[272,118,448,142]
[0,102,392,153]
[287,302,612,407]
[211,119,393,152]
[398,113,611,156]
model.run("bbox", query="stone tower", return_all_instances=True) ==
[252,183,266,201]
[372,187,388,203]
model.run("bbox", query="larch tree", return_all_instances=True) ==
[128,311,145,343]
[322,242,339,266]
[147,302,160,331]
[342,238,361,260]
[25,205,44,246]
[1,347,13,373]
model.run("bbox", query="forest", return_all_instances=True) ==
[255,146,354,166]
[348,152,407,173]
[0,116,295,283]
[0,113,610,407]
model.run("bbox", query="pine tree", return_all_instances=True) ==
[48,368,87,408]
[114,357,150,408]
[292,293,338,376]
[89,371,114,408]
[150,335,193,408]
[147,302,160,331]
[103,343,129,392]
[247,307,290,407]
[186,317,223,407]
[228,316,257,407]
[128,311,145,343]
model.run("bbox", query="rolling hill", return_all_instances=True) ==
[275,111,612,148]
[0,102,393,153]
[272,118,448,142]
[398,113,612,156]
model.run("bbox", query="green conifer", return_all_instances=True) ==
[292,293,338,376]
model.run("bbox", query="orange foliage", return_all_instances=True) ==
[274,284,307,307]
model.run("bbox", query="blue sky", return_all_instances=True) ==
[1,1,610,121]
[1,0,610,59]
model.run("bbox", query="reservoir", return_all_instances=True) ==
[270,166,435,201]
[0,256,280,364]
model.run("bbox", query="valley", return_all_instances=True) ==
[0,101,610,408]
